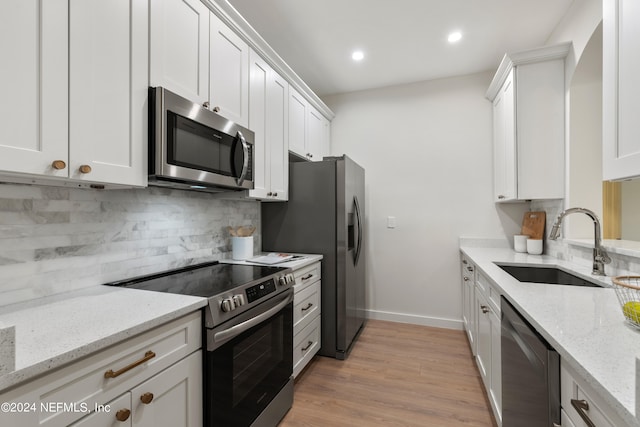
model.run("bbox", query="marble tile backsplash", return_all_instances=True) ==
[0,183,260,307]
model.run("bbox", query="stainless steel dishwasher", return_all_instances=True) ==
[501,296,560,426]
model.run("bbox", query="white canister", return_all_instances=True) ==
[514,235,529,253]
[526,238,543,255]
[232,236,253,260]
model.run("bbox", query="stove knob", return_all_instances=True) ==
[286,274,295,284]
[233,294,245,307]
[221,298,235,312]
[278,276,287,286]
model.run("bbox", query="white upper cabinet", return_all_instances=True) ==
[210,11,249,128]
[288,86,329,161]
[248,50,289,201]
[603,0,640,180]
[0,0,68,178]
[69,0,148,186]
[150,0,209,105]
[0,0,148,187]
[487,43,569,202]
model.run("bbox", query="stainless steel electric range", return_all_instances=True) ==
[107,261,295,427]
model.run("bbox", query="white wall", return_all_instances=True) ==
[323,72,512,329]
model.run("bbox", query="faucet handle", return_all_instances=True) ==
[595,249,612,265]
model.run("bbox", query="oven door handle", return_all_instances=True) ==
[214,293,293,344]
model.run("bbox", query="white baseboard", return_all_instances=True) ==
[365,309,463,330]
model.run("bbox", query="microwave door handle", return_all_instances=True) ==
[236,130,249,186]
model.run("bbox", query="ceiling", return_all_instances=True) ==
[226,0,576,96]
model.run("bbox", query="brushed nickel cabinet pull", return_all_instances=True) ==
[203,101,210,109]
[273,192,278,197]
[481,305,490,314]
[466,266,474,272]
[52,160,66,170]
[79,165,92,174]
[571,399,596,427]
[462,260,468,265]
[104,351,156,378]
[463,277,470,282]
[498,195,506,199]
[140,392,154,404]
[267,192,273,196]
[213,106,220,113]
[301,303,313,312]
[115,408,131,422]
[301,341,313,352]
[301,273,313,281]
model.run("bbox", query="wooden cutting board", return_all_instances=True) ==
[521,211,546,240]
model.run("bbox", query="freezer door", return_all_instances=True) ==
[336,156,366,356]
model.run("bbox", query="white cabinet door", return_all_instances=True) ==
[150,0,209,105]
[267,69,289,200]
[210,12,249,127]
[71,394,132,427]
[475,290,491,388]
[69,0,148,187]
[488,308,502,426]
[306,107,324,161]
[0,0,68,178]
[132,351,202,427]
[493,69,516,202]
[248,51,270,199]
[288,86,308,158]
[603,0,640,180]
[248,50,289,201]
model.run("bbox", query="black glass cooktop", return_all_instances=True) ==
[105,261,287,298]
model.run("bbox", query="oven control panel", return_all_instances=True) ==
[246,278,277,303]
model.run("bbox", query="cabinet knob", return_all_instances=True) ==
[213,106,220,113]
[140,392,154,404]
[203,101,210,109]
[481,305,490,314]
[79,165,92,174]
[267,192,273,196]
[497,195,506,200]
[51,160,66,170]
[115,409,131,422]
[463,277,470,282]
[272,192,277,197]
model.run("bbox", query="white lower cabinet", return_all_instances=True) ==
[292,261,322,378]
[560,360,625,427]
[0,312,202,427]
[473,270,502,426]
[461,254,476,355]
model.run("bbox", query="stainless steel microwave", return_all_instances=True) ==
[148,87,254,192]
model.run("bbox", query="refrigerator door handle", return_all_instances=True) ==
[354,196,363,265]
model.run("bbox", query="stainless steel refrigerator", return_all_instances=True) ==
[261,155,366,360]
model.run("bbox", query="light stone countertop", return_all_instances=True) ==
[460,246,640,427]
[220,253,323,270]
[0,286,207,393]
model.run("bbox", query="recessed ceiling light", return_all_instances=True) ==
[448,31,462,43]
[352,50,364,61]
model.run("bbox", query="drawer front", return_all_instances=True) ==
[70,392,132,427]
[293,262,321,293]
[1,311,202,427]
[294,281,320,333]
[477,271,500,314]
[293,316,320,378]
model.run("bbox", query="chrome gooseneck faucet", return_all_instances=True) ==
[548,207,611,276]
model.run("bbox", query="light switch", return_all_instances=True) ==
[387,216,396,229]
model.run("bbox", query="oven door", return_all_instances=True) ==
[205,290,293,427]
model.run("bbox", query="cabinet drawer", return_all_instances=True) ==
[477,271,500,314]
[0,311,202,427]
[560,361,620,427]
[293,316,320,378]
[294,281,320,333]
[293,262,321,292]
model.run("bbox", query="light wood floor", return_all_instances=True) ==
[280,320,498,427]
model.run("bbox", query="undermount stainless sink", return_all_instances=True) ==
[496,264,604,288]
